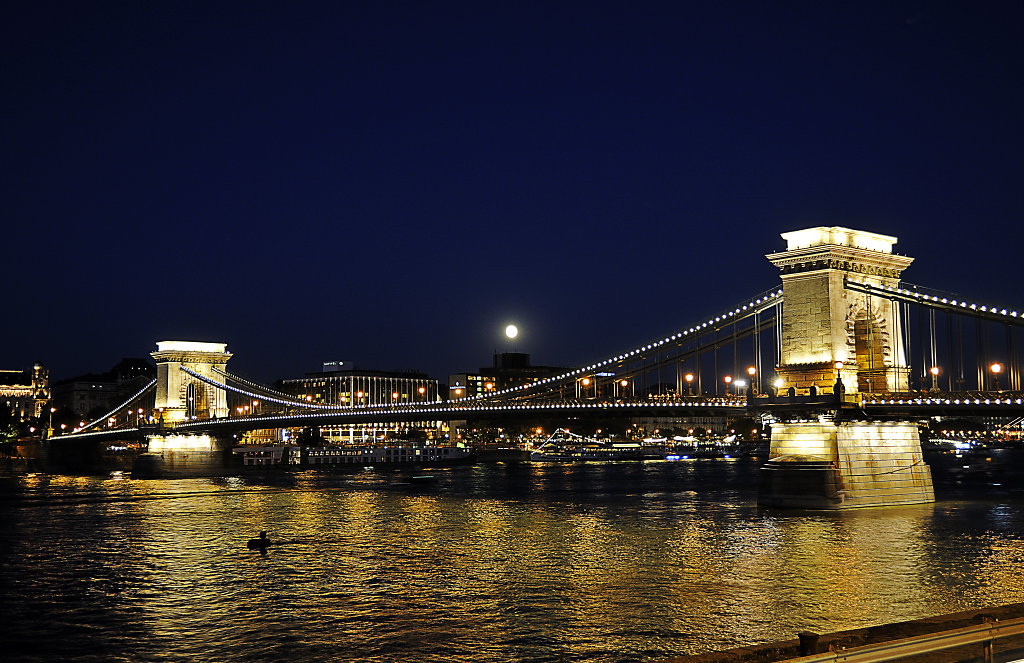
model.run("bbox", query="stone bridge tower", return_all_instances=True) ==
[767,227,914,395]
[760,227,934,509]
[150,341,231,423]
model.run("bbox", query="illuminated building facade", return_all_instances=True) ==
[0,363,49,420]
[277,362,441,444]
[281,361,438,407]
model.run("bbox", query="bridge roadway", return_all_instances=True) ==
[51,391,1024,444]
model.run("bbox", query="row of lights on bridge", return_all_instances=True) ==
[450,289,784,403]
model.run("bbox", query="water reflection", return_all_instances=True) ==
[2,459,1024,661]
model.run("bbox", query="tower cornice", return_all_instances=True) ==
[766,244,913,279]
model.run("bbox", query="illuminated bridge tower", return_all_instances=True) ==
[760,227,934,509]
[768,226,912,395]
[151,341,232,423]
[135,341,233,478]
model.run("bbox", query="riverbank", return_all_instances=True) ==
[662,603,1024,662]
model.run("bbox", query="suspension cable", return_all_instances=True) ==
[76,379,157,432]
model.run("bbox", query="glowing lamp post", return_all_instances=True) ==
[723,375,732,395]
[685,373,694,396]
[929,366,940,391]
[746,366,756,394]
[990,363,1003,391]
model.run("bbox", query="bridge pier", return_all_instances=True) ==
[759,420,933,509]
[133,434,234,478]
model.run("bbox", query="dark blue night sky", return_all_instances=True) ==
[4,1,1022,383]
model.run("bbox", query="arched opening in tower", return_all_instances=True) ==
[854,307,888,393]
[184,381,210,419]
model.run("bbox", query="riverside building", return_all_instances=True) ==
[0,363,49,421]
[276,361,441,444]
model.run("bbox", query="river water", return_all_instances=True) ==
[3,454,1024,662]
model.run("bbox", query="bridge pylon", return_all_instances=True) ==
[767,226,913,395]
[150,341,232,423]
[761,227,934,509]
[133,341,234,478]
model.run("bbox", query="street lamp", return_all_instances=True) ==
[746,366,756,395]
[723,375,732,395]
[990,363,1003,391]
[929,366,940,391]
[685,373,694,395]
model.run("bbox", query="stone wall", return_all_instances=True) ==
[765,421,934,508]
[835,422,933,507]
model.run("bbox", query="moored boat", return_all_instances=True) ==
[233,443,475,468]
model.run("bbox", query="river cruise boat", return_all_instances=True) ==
[233,443,474,468]
[528,429,641,462]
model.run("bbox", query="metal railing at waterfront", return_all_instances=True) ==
[788,615,1024,663]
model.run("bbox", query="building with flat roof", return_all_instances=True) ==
[448,352,565,400]
[275,362,442,444]
[280,361,439,407]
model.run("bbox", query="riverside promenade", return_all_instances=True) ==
[663,603,1024,663]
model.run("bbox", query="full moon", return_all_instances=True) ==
[504,324,519,339]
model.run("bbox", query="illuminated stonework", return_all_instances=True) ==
[764,421,934,508]
[137,433,230,477]
[150,341,231,423]
[767,226,913,394]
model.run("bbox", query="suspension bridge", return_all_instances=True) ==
[52,227,1024,508]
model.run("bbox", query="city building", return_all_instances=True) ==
[280,361,439,407]
[0,363,49,421]
[448,352,564,400]
[276,361,441,444]
[51,358,154,418]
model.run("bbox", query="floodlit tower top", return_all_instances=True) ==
[780,226,897,254]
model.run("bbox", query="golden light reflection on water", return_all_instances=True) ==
[5,464,1024,662]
